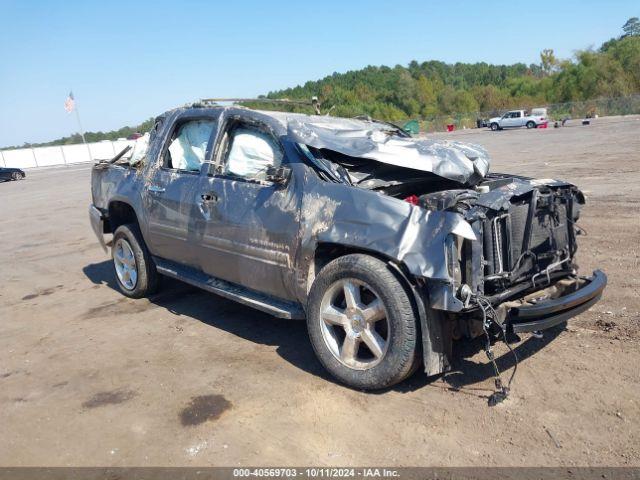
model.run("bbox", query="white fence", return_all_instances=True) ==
[0,140,136,169]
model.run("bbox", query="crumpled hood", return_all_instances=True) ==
[285,116,491,185]
[476,176,581,211]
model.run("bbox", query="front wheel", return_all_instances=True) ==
[11,172,24,180]
[526,121,536,129]
[307,254,419,390]
[490,123,500,131]
[112,224,158,298]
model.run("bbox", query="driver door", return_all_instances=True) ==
[195,121,301,301]
[502,112,516,128]
[143,114,218,267]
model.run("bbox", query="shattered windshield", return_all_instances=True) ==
[298,143,352,184]
[287,117,490,186]
[352,116,412,137]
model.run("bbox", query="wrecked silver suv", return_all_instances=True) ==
[89,106,606,390]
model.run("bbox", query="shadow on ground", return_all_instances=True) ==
[83,261,330,381]
[83,260,565,395]
[383,323,564,399]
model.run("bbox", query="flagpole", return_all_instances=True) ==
[74,106,87,145]
[69,91,92,162]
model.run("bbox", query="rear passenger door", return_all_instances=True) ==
[195,121,301,301]
[143,114,217,267]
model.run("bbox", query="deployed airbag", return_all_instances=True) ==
[129,133,149,165]
[225,128,282,180]
[169,120,215,171]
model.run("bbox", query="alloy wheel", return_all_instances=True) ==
[113,238,138,290]
[319,278,390,370]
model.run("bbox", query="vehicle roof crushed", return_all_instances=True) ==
[164,106,492,186]
[261,110,491,186]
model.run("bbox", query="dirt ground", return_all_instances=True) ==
[1,116,638,467]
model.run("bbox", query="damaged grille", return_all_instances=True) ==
[482,188,575,294]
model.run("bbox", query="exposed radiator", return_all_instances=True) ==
[483,189,573,291]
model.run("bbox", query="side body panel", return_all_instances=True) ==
[288,158,475,307]
[195,166,302,301]
[143,168,203,267]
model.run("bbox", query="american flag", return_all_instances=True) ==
[64,91,75,113]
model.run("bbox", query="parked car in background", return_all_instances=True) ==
[0,167,26,182]
[488,110,547,131]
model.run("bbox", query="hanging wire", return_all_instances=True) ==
[473,294,519,405]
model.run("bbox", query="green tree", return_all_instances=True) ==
[604,35,640,91]
[622,17,640,37]
[415,75,438,116]
[540,49,559,75]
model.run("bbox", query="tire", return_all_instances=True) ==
[526,121,536,129]
[111,223,158,298]
[490,123,499,131]
[307,254,419,390]
[11,172,23,180]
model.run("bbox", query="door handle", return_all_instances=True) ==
[198,191,218,220]
[200,192,218,203]
[148,185,165,193]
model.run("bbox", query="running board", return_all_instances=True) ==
[154,257,305,320]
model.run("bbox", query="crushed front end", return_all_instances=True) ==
[421,173,607,338]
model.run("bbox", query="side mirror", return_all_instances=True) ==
[266,165,292,185]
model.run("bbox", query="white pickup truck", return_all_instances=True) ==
[488,109,547,131]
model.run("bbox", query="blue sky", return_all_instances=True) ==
[0,0,636,147]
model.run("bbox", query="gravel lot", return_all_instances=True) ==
[1,116,638,466]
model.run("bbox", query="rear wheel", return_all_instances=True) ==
[490,123,499,131]
[112,224,158,298]
[307,254,419,390]
[526,121,536,129]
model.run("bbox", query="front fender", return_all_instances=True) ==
[296,177,475,310]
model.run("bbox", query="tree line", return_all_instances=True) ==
[8,17,639,149]
[10,118,157,150]
[260,17,640,120]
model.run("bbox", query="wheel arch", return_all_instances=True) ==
[311,242,412,284]
[309,242,451,377]
[106,200,140,233]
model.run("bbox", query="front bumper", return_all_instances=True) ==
[89,204,108,253]
[506,270,607,333]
